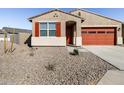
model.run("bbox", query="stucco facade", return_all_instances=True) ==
[19,33,31,45]
[70,9,123,44]
[30,10,82,46]
[29,9,124,46]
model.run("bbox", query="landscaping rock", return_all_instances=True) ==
[0,42,117,85]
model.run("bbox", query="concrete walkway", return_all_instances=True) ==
[98,70,124,85]
[83,46,124,70]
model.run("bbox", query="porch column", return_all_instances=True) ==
[73,24,77,45]
[75,21,82,46]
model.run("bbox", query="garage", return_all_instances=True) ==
[82,27,116,45]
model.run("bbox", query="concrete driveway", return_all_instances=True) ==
[98,70,124,85]
[83,46,124,70]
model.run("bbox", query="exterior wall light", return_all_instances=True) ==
[117,27,120,31]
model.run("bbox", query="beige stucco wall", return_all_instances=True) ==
[31,10,123,46]
[31,10,82,46]
[19,33,31,45]
[122,24,124,43]
[32,37,66,46]
[71,10,123,44]
[32,11,81,37]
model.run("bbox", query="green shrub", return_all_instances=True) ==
[45,63,56,71]
[4,32,7,53]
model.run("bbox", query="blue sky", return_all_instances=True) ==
[0,8,124,30]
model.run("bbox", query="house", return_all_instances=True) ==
[0,29,10,42]
[1,27,31,45]
[0,29,4,41]
[28,9,124,46]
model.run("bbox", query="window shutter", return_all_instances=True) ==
[56,22,61,37]
[35,22,39,37]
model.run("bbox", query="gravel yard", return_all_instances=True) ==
[0,42,117,85]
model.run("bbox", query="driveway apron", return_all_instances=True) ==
[83,46,124,70]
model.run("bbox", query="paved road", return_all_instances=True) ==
[83,46,124,70]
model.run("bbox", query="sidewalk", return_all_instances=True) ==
[98,70,124,85]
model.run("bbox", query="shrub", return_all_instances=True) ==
[10,29,15,52]
[45,63,56,71]
[29,48,35,56]
[4,31,7,53]
[29,52,34,56]
[69,49,79,56]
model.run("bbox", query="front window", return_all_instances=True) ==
[40,22,47,36]
[49,23,56,36]
[40,22,56,36]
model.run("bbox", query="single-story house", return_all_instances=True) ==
[0,29,10,42]
[28,9,124,46]
[1,27,31,46]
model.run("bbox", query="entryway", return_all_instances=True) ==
[66,21,76,45]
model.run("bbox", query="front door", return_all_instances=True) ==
[66,26,73,45]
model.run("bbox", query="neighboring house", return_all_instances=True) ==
[0,29,10,42]
[2,27,32,46]
[28,9,124,46]
[0,29,4,41]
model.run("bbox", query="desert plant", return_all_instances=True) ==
[69,49,79,55]
[29,48,35,56]
[45,63,56,71]
[10,29,15,52]
[29,52,34,56]
[4,31,7,53]
[73,49,79,55]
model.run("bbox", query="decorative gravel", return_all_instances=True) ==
[0,42,117,85]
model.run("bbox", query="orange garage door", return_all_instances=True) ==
[82,27,116,45]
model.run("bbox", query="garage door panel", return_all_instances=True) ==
[82,27,116,45]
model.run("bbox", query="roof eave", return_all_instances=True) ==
[28,9,85,22]
[28,18,32,22]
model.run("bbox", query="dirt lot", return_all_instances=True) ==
[0,42,117,85]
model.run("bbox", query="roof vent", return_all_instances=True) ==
[53,13,58,17]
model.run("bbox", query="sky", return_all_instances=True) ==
[0,8,124,30]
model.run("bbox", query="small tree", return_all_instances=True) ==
[10,29,15,52]
[4,31,7,53]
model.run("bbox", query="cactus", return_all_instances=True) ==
[10,29,15,52]
[4,31,7,53]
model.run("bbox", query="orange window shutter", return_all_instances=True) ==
[35,22,39,37]
[56,22,61,37]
